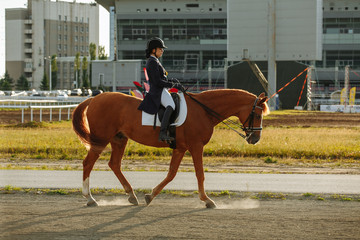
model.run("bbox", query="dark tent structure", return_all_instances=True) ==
[227,61,308,109]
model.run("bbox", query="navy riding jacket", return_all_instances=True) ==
[138,56,173,114]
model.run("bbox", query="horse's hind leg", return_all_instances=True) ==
[109,136,139,205]
[83,149,100,206]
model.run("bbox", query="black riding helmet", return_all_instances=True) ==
[145,37,167,58]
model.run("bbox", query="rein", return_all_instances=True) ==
[182,90,262,141]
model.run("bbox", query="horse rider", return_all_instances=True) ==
[138,37,183,142]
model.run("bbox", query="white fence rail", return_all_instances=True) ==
[1,101,79,123]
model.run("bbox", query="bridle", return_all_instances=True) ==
[240,97,264,140]
[183,91,264,141]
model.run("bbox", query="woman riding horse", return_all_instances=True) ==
[138,37,183,142]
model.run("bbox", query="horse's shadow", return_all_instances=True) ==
[5,198,208,239]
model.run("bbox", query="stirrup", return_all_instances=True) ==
[158,132,174,142]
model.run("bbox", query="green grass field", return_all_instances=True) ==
[0,118,359,168]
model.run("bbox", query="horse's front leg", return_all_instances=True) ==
[145,149,185,205]
[190,146,217,208]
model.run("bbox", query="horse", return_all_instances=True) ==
[72,89,270,208]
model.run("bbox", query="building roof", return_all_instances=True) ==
[95,0,115,11]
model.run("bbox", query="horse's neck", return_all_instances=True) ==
[196,89,255,122]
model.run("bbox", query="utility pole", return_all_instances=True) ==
[267,0,277,110]
[112,6,117,92]
[307,66,313,111]
[344,65,350,107]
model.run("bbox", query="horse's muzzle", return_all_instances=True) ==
[246,132,261,145]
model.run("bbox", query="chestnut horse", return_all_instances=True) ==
[72,89,269,208]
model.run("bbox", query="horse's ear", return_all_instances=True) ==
[258,92,265,98]
[258,92,267,105]
[259,97,268,105]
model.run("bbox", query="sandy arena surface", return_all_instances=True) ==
[1,193,360,240]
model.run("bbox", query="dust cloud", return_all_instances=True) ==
[97,198,130,206]
[217,199,260,210]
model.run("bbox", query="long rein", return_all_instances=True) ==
[181,90,260,140]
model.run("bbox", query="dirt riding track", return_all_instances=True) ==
[1,194,360,239]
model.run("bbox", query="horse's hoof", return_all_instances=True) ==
[145,194,152,205]
[128,195,139,206]
[205,200,217,209]
[86,199,98,207]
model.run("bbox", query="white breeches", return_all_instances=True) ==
[161,88,175,110]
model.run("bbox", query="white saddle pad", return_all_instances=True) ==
[141,92,187,127]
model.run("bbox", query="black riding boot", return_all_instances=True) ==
[159,106,175,142]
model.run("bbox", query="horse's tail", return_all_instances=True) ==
[72,98,92,151]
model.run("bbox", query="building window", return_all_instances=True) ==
[75,36,78,42]
[80,27,84,33]
[58,44,61,51]
[64,25,67,31]
[58,34,61,41]
[64,35,67,41]
[75,26,78,32]
[173,29,187,35]
[132,29,146,35]
[64,16,67,22]
[80,36,84,42]
[59,15,61,21]
[75,46,78,51]
[75,17,78,22]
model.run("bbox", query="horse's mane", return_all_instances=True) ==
[187,89,270,116]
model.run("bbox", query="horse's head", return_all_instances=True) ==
[240,92,270,145]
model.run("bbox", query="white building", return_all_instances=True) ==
[5,0,99,89]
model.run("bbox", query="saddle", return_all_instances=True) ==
[155,92,180,149]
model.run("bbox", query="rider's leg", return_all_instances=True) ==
[159,89,175,142]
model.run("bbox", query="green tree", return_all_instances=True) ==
[0,70,14,91]
[98,45,108,60]
[82,56,89,88]
[89,43,97,87]
[74,52,81,88]
[15,74,30,91]
[51,55,58,90]
[40,73,49,90]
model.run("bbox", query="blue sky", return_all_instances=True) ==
[0,0,109,77]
